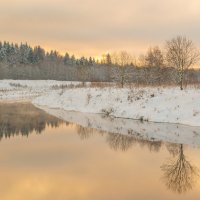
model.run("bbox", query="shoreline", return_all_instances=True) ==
[0,80,199,127]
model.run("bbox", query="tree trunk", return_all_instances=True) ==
[180,68,184,90]
[121,79,124,88]
[180,78,183,90]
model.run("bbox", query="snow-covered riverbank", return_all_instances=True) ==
[35,106,200,147]
[33,86,200,127]
[0,80,200,126]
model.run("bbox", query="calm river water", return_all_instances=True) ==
[0,103,200,200]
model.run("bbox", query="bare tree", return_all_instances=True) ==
[137,54,146,67]
[161,144,199,194]
[165,36,200,90]
[134,47,166,85]
[111,51,133,87]
[145,46,164,68]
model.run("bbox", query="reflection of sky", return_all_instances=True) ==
[0,125,200,200]
[1,0,200,58]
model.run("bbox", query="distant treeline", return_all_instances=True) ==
[0,41,111,81]
[0,41,200,85]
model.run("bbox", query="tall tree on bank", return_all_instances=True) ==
[143,46,165,84]
[145,46,164,68]
[165,36,200,90]
[111,51,133,88]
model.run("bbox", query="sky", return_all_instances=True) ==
[1,0,200,59]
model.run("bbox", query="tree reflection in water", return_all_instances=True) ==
[106,133,136,151]
[75,125,200,194]
[166,143,180,157]
[76,125,95,140]
[0,103,199,195]
[106,133,162,152]
[161,144,199,194]
[76,124,162,152]
[76,125,106,140]
[0,103,64,139]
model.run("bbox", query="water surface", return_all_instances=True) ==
[0,103,200,200]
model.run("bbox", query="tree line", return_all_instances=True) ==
[0,41,97,66]
[0,36,200,89]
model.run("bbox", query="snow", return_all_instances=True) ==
[0,80,200,127]
[33,86,200,127]
[35,106,200,147]
[0,80,82,101]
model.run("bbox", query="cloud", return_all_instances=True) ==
[0,0,200,56]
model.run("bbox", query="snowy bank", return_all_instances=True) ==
[35,106,200,147]
[33,86,200,127]
[0,80,199,127]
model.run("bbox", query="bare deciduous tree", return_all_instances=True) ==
[165,36,200,90]
[111,51,133,87]
[137,54,146,67]
[145,46,164,68]
[135,47,165,85]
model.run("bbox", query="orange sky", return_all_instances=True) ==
[1,0,200,58]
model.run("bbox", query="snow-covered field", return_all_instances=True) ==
[0,80,82,101]
[0,80,200,127]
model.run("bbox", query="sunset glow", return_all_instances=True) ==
[1,0,200,57]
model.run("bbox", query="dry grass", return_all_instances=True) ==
[51,81,200,90]
[9,83,28,88]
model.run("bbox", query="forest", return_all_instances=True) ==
[0,38,200,87]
